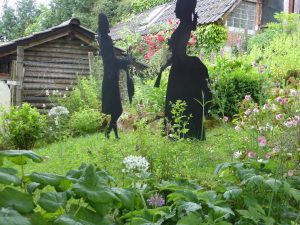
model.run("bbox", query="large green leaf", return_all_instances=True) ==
[70,206,112,225]
[0,187,34,214]
[0,208,31,225]
[38,192,68,213]
[72,165,119,204]
[54,215,90,225]
[29,212,48,225]
[29,172,66,187]
[0,167,21,185]
[0,150,43,165]
[112,188,133,210]
[177,213,202,225]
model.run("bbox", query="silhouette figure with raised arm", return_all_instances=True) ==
[155,0,212,140]
[98,13,134,139]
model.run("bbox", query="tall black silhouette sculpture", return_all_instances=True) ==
[98,13,134,139]
[155,0,212,140]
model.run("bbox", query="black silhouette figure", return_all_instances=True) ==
[98,13,134,139]
[155,0,212,140]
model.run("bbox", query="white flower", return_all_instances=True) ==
[233,151,242,159]
[244,109,251,116]
[123,155,149,174]
[244,95,252,101]
[253,108,259,114]
[289,89,297,96]
[257,158,264,163]
[42,104,46,108]
[48,106,69,117]
[63,94,67,98]
[45,90,50,96]
[65,87,69,91]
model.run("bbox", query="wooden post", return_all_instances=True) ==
[255,0,262,31]
[244,28,248,52]
[10,61,17,106]
[16,46,24,106]
[88,52,94,74]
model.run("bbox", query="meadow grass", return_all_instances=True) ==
[5,123,246,186]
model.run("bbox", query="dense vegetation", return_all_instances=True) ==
[0,3,299,224]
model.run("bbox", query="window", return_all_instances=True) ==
[227,1,256,31]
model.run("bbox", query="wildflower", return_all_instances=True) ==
[48,106,69,117]
[257,158,264,163]
[263,104,269,110]
[247,151,256,159]
[54,117,59,126]
[63,94,67,98]
[265,152,272,160]
[123,155,149,174]
[276,97,283,104]
[244,109,251,116]
[253,108,259,114]
[275,114,283,120]
[287,170,294,177]
[45,90,50,96]
[284,119,294,128]
[289,89,297,96]
[147,193,165,207]
[223,116,229,122]
[258,136,267,147]
[42,104,46,108]
[252,61,258,67]
[271,104,278,111]
[244,95,252,101]
[65,87,69,91]
[293,116,300,124]
[240,121,245,127]
[233,151,242,159]
[283,98,289,104]
[235,126,241,132]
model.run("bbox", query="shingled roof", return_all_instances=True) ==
[110,0,241,40]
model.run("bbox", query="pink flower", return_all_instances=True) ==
[244,109,251,116]
[293,116,300,124]
[287,170,294,177]
[258,136,267,147]
[276,97,283,104]
[223,116,229,122]
[247,151,256,159]
[253,108,259,114]
[235,126,241,132]
[284,119,294,128]
[283,98,289,104]
[275,114,283,120]
[245,95,252,101]
[265,152,272,160]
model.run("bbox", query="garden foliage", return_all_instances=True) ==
[0,103,46,149]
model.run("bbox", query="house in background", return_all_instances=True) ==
[0,18,147,111]
[110,0,299,48]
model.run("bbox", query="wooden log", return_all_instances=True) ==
[23,96,51,103]
[24,55,89,64]
[38,42,95,51]
[25,50,89,60]
[25,71,87,79]
[25,66,90,75]
[23,90,69,97]
[23,77,76,85]
[16,46,24,106]
[27,102,55,109]
[23,83,72,90]
[28,46,91,55]
[24,61,90,70]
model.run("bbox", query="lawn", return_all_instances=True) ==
[19,124,245,186]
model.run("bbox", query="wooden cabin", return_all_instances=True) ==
[0,18,147,110]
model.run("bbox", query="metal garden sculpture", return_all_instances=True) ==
[155,0,212,140]
[98,13,134,139]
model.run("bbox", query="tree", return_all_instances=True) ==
[0,1,18,41]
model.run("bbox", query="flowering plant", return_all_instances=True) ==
[122,155,149,174]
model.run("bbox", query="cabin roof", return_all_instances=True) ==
[110,0,241,40]
[0,18,98,58]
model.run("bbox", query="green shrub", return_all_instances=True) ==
[0,103,46,149]
[209,58,266,118]
[55,76,101,114]
[69,109,104,136]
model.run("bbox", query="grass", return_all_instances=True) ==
[1,122,247,187]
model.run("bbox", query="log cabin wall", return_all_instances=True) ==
[22,36,96,110]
